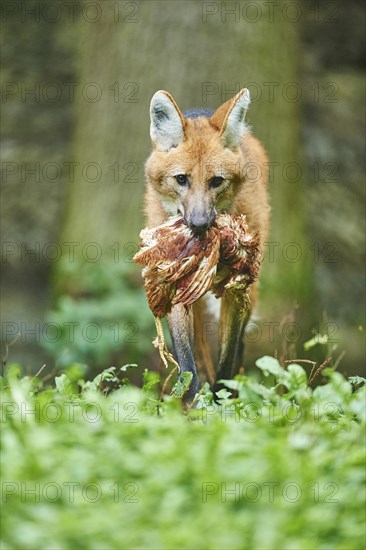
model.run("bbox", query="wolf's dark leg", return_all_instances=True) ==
[193,299,216,386]
[213,293,249,394]
[167,303,199,403]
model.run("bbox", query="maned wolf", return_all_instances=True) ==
[144,88,270,401]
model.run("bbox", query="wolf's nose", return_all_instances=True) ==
[190,221,209,234]
[188,209,216,234]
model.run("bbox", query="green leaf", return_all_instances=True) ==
[287,363,308,390]
[348,375,366,387]
[256,356,290,384]
[142,369,160,393]
[218,379,242,391]
[119,363,138,372]
[63,362,87,382]
[215,388,232,400]
[304,334,328,351]
[171,372,193,398]
[54,373,74,395]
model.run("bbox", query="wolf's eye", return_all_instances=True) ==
[210,176,224,188]
[175,174,188,186]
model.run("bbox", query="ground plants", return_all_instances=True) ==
[1,357,365,549]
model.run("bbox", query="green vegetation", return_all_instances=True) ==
[44,261,155,369]
[1,358,365,550]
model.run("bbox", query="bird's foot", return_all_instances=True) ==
[153,317,180,371]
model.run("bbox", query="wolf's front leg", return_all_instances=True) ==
[167,303,199,403]
[213,293,250,393]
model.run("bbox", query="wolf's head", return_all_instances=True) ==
[145,89,251,234]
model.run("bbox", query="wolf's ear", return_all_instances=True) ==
[150,91,185,151]
[210,88,250,149]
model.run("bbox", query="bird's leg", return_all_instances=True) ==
[153,317,180,371]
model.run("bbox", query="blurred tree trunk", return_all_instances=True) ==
[57,0,313,311]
